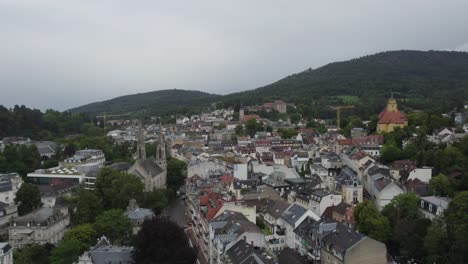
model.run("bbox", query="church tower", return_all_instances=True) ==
[136,121,146,160]
[386,92,398,112]
[239,107,244,122]
[156,123,166,169]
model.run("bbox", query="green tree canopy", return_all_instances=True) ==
[94,209,132,243]
[14,244,53,264]
[95,167,144,210]
[167,157,187,191]
[353,200,391,241]
[49,238,81,264]
[380,144,403,163]
[430,173,452,196]
[63,224,98,253]
[142,189,169,215]
[133,217,196,264]
[15,183,42,216]
[67,187,102,225]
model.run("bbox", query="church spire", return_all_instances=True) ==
[136,120,146,160]
[156,121,166,167]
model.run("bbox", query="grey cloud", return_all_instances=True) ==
[1,0,468,110]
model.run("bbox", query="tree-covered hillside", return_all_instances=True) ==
[70,50,468,119]
[69,89,221,116]
[220,50,468,118]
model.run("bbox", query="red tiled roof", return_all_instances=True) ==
[337,139,352,145]
[254,140,271,146]
[352,135,384,146]
[378,109,407,124]
[199,196,209,206]
[351,151,368,161]
[219,175,234,186]
[297,128,315,134]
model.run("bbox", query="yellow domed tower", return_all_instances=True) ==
[377,94,408,133]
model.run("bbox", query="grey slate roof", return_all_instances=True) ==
[374,177,393,191]
[333,202,352,215]
[87,236,133,264]
[322,222,364,254]
[265,200,290,219]
[226,239,273,264]
[14,208,65,226]
[109,162,131,171]
[281,204,306,226]
[138,157,163,177]
[278,248,308,264]
[211,211,262,247]
[0,176,12,192]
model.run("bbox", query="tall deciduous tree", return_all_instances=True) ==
[142,189,169,215]
[133,217,196,264]
[49,238,81,264]
[95,167,144,210]
[14,244,53,264]
[93,209,132,243]
[63,224,98,252]
[15,183,42,216]
[67,187,102,225]
[353,200,391,241]
[430,173,452,196]
[167,157,187,191]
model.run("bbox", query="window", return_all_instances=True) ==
[429,204,433,212]
[420,201,424,208]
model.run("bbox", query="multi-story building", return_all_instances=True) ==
[0,173,22,206]
[0,243,13,264]
[209,211,264,264]
[9,207,70,249]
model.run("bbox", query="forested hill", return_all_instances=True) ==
[71,50,468,118]
[69,89,221,115]
[220,50,468,118]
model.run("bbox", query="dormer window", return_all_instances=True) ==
[429,204,433,212]
[420,201,424,208]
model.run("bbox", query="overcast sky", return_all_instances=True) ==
[1,0,468,111]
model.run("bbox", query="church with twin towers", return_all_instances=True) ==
[128,122,167,191]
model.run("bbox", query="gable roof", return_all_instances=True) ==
[281,204,307,226]
[136,157,163,177]
[378,109,407,124]
[322,223,364,255]
[226,239,273,264]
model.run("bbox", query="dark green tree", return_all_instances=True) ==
[15,183,42,216]
[133,217,196,264]
[167,157,187,191]
[14,244,53,264]
[94,167,144,210]
[63,224,98,252]
[380,144,403,163]
[67,186,102,225]
[353,200,391,241]
[49,238,81,264]
[94,209,132,243]
[142,189,169,215]
[430,173,452,196]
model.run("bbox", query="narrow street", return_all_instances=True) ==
[163,197,187,227]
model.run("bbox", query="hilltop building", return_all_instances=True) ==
[377,96,408,133]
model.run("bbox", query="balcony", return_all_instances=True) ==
[307,249,320,261]
[275,230,285,237]
[275,225,286,237]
